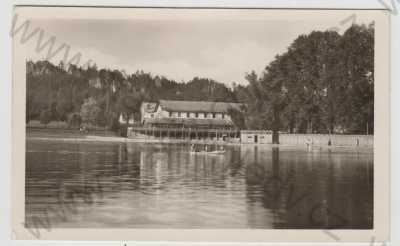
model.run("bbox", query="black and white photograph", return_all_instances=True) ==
[10,7,390,242]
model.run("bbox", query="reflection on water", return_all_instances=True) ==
[25,140,373,229]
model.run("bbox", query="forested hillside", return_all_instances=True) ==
[26,23,374,134]
[26,61,237,129]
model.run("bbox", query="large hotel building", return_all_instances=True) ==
[128,100,243,140]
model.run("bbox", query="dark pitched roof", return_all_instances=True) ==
[142,102,158,113]
[144,117,234,126]
[159,100,242,113]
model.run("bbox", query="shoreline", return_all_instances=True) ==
[26,127,373,148]
[26,135,373,151]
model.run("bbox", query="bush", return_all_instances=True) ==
[26,120,42,128]
[39,109,52,125]
[46,121,68,128]
[67,113,82,128]
[80,97,101,125]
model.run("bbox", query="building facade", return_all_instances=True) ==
[118,113,135,125]
[240,130,273,144]
[128,100,242,140]
[140,100,241,129]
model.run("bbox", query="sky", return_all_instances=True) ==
[24,17,373,86]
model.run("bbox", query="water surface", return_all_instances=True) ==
[25,139,373,229]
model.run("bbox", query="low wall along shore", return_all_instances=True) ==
[240,131,372,147]
[278,134,373,147]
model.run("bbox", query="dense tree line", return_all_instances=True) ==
[26,61,237,129]
[26,23,374,134]
[233,23,374,135]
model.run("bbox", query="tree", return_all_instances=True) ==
[237,23,374,135]
[39,109,52,125]
[336,23,374,134]
[228,108,246,129]
[56,87,73,121]
[80,97,101,125]
[67,112,82,128]
[116,91,142,125]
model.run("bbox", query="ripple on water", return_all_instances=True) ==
[25,140,373,229]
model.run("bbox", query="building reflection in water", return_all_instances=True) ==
[25,140,373,229]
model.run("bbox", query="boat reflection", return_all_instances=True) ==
[25,140,373,229]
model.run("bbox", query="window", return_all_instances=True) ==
[178,112,181,117]
[195,112,199,118]
[169,112,172,117]
[212,113,216,118]
[222,113,225,119]
[186,112,189,118]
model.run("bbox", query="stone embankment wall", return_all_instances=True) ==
[240,131,373,147]
[278,134,373,147]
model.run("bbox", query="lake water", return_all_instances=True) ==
[25,138,373,229]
